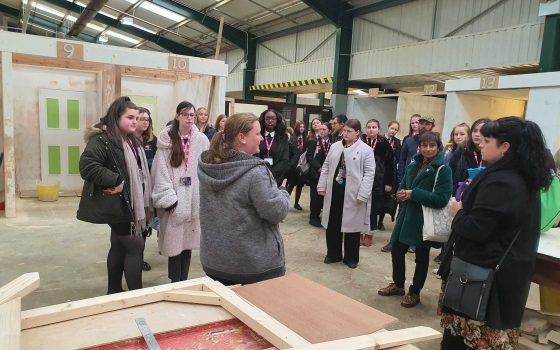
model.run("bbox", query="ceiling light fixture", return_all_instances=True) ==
[120,16,133,25]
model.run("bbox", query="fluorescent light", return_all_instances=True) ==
[120,16,133,25]
[99,10,117,19]
[74,1,86,7]
[131,23,157,34]
[34,3,65,17]
[86,23,105,32]
[106,30,140,44]
[66,15,78,22]
[123,0,185,22]
[353,89,367,95]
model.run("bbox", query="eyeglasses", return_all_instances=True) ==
[137,117,150,122]
[179,112,196,118]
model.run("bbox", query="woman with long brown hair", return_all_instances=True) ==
[78,96,153,294]
[198,113,289,285]
[151,101,209,282]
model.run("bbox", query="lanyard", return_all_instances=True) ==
[179,131,192,169]
[298,137,303,152]
[265,135,274,156]
[416,145,420,154]
[389,137,395,150]
[126,138,140,164]
[321,138,330,154]
[473,151,483,167]
[367,137,378,151]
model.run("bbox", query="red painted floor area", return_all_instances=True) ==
[86,319,273,350]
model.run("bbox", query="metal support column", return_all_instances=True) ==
[286,93,297,104]
[243,35,257,100]
[331,14,353,116]
[540,14,560,72]
[319,92,325,106]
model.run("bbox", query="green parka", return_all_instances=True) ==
[76,127,134,224]
[390,152,452,248]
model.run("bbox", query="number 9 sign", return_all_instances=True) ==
[57,42,84,60]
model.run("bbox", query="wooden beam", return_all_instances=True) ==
[1,51,16,218]
[12,54,112,71]
[284,326,441,350]
[0,273,39,305]
[121,66,200,81]
[0,297,20,350]
[208,16,225,120]
[21,278,211,330]
[203,280,311,349]
[101,66,121,113]
[162,290,222,305]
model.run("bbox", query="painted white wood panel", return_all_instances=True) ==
[0,31,228,76]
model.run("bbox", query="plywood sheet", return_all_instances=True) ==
[21,301,234,350]
[86,319,272,350]
[234,274,397,344]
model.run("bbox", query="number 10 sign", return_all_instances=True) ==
[168,55,190,72]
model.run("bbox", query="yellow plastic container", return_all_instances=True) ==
[540,285,560,313]
[36,182,60,202]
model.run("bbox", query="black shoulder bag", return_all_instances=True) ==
[441,229,521,321]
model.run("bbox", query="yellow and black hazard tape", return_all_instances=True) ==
[249,77,333,91]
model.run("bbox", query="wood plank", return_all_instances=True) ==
[0,272,39,305]
[234,274,398,344]
[13,53,111,71]
[1,51,16,217]
[21,301,234,350]
[21,277,211,330]
[163,290,222,305]
[204,280,311,349]
[0,297,21,350]
[284,326,441,350]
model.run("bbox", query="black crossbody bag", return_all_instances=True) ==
[442,229,521,321]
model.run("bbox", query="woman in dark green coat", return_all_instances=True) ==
[378,132,452,307]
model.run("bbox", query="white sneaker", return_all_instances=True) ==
[432,268,441,279]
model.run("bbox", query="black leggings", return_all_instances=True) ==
[441,329,471,350]
[168,250,192,282]
[287,183,303,205]
[107,223,145,294]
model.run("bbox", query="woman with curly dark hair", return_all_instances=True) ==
[257,109,290,186]
[439,117,553,350]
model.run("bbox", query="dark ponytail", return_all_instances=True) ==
[170,101,195,168]
[481,116,552,191]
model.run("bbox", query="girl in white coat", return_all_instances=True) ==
[151,101,209,282]
[318,119,376,268]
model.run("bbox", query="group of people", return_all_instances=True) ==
[76,96,558,350]
[78,98,228,293]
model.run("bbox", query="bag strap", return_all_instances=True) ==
[495,229,522,272]
[432,165,444,192]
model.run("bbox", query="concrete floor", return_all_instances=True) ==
[0,189,444,349]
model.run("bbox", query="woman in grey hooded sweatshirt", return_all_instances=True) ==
[198,113,290,285]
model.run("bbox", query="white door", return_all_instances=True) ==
[38,89,86,192]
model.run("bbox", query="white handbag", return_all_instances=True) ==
[422,165,452,243]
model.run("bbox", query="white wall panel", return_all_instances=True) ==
[255,57,334,85]
[227,71,243,92]
[224,49,245,73]
[350,23,542,80]
[435,0,542,38]
[256,34,297,69]
[295,24,336,61]
[352,0,435,52]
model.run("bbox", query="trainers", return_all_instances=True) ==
[378,283,405,296]
[294,203,303,210]
[401,291,420,308]
[408,246,416,253]
[381,242,393,253]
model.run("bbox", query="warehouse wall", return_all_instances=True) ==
[347,97,398,132]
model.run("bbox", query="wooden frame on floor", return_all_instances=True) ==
[0,273,440,350]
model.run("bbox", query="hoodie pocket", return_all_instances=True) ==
[170,185,192,224]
